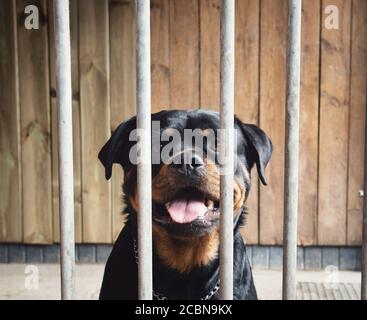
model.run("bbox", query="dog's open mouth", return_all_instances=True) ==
[152,187,220,230]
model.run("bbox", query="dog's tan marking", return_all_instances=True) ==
[203,157,220,198]
[201,128,214,137]
[129,194,138,211]
[152,164,171,203]
[233,179,246,211]
[162,128,175,136]
[152,224,220,273]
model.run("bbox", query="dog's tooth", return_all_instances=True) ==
[207,200,214,209]
[165,202,171,208]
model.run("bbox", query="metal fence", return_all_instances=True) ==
[53,0,367,300]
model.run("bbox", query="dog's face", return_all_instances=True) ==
[99,110,272,239]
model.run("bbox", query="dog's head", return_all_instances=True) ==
[99,109,272,239]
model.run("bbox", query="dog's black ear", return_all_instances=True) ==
[237,121,273,185]
[98,116,137,180]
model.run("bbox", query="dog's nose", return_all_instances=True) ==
[172,153,204,176]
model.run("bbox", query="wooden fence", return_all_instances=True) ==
[0,0,366,245]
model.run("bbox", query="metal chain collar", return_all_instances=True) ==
[132,239,220,300]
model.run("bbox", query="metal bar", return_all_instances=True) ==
[54,0,75,300]
[362,87,367,300]
[136,0,153,300]
[282,0,302,300]
[219,0,235,300]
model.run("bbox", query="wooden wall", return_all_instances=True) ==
[0,0,366,245]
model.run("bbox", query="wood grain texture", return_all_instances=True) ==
[79,0,111,243]
[151,0,170,112]
[17,0,52,243]
[49,0,82,243]
[199,0,260,244]
[318,0,351,245]
[70,0,82,244]
[109,0,136,241]
[346,0,367,245]
[0,0,365,246]
[169,0,200,109]
[200,0,220,110]
[234,0,260,245]
[297,0,320,245]
[0,0,21,242]
[259,0,288,245]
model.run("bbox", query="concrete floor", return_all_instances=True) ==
[0,264,361,300]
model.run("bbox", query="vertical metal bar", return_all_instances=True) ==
[362,88,367,300]
[136,0,153,300]
[54,0,75,300]
[219,0,235,300]
[282,0,302,300]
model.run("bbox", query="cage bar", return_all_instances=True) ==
[219,0,235,300]
[282,0,302,300]
[54,0,75,300]
[135,0,153,300]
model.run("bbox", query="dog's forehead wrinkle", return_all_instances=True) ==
[160,110,220,132]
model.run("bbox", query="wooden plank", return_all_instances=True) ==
[297,0,320,245]
[79,0,111,243]
[347,0,367,245]
[199,0,220,110]
[17,0,52,243]
[0,0,22,242]
[109,0,136,241]
[151,0,170,112]
[318,0,351,245]
[259,0,288,245]
[48,0,58,244]
[169,0,199,108]
[70,0,82,244]
[234,0,260,245]
[49,0,82,243]
[199,0,260,244]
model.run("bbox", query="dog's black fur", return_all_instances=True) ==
[98,110,272,300]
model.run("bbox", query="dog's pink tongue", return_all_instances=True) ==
[167,199,207,224]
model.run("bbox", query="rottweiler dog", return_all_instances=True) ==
[98,109,272,300]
